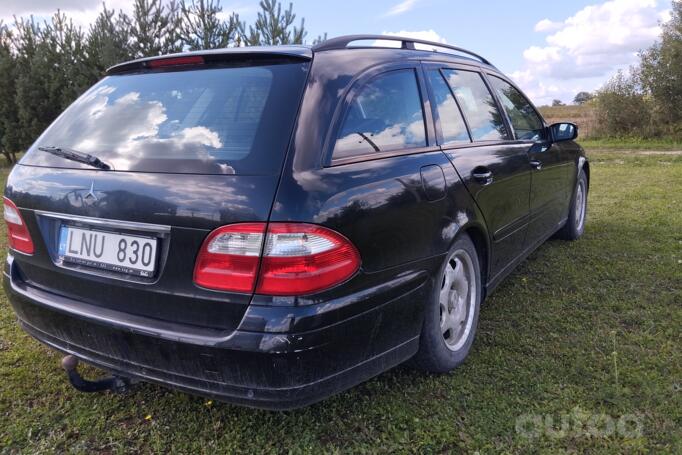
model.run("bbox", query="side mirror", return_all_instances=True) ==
[549,122,578,142]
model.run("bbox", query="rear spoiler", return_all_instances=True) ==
[106,45,313,75]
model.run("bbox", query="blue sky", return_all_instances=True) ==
[288,0,609,72]
[3,0,674,105]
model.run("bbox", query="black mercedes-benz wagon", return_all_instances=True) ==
[3,35,589,409]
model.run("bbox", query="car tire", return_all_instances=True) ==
[557,169,588,241]
[412,233,482,373]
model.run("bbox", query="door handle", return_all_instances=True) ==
[530,160,542,170]
[472,168,493,184]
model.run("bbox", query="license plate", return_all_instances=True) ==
[58,226,158,277]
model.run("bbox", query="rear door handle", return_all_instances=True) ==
[530,160,542,170]
[472,168,493,184]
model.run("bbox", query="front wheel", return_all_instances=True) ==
[558,169,588,240]
[412,233,482,373]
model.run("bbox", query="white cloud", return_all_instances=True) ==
[534,19,562,32]
[2,0,253,32]
[511,0,668,105]
[545,0,661,56]
[2,0,100,16]
[1,0,133,31]
[385,0,419,17]
[523,46,561,63]
[217,2,258,20]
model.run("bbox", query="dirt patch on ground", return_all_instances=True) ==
[588,149,682,155]
[632,150,682,155]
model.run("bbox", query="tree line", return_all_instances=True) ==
[0,0,323,164]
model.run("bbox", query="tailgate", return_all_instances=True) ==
[5,165,279,332]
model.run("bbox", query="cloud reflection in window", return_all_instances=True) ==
[443,69,508,141]
[33,84,230,173]
[333,70,427,159]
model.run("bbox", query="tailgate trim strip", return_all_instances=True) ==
[34,210,171,233]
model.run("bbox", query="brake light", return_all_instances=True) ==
[3,197,34,254]
[147,55,204,68]
[256,224,361,295]
[193,223,265,293]
[193,223,361,295]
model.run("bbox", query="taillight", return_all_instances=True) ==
[256,224,360,295]
[193,223,361,295]
[3,197,34,254]
[193,223,265,293]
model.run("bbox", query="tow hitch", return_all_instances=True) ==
[61,355,131,394]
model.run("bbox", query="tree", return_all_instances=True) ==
[12,12,91,152]
[238,0,306,45]
[164,1,184,54]
[0,22,19,163]
[595,69,651,136]
[573,91,594,105]
[639,0,682,125]
[86,3,133,77]
[312,32,327,45]
[125,0,182,57]
[11,16,50,151]
[179,0,238,50]
[42,11,91,109]
[551,99,565,107]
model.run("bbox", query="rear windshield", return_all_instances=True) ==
[21,61,309,175]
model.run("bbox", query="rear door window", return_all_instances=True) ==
[426,70,471,144]
[22,61,310,175]
[442,69,508,142]
[333,69,427,160]
[489,76,545,141]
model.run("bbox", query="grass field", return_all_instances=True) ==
[0,150,680,453]
[579,138,682,151]
[539,104,599,139]
[538,105,682,150]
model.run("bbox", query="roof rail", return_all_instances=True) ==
[312,34,493,66]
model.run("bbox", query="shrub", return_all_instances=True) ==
[595,70,653,137]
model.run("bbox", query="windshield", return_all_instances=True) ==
[21,61,309,175]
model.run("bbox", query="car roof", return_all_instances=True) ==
[312,34,494,67]
[107,35,496,75]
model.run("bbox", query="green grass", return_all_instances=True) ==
[1,152,681,453]
[581,137,682,151]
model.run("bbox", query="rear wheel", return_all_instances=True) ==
[557,169,588,240]
[413,233,482,373]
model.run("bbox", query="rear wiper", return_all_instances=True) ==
[355,132,380,153]
[37,146,111,171]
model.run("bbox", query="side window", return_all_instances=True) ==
[426,70,470,144]
[333,69,427,159]
[442,69,508,142]
[489,76,545,141]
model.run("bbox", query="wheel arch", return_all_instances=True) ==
[459,222,490,299]
[582,160,590,189]
[579,156,590,190]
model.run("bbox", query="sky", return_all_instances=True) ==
[0,0,674,105]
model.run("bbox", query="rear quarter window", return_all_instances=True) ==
[21,61,309,175]
[333,69,427,160]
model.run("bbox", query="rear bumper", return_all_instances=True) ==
[4,255,429,410]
